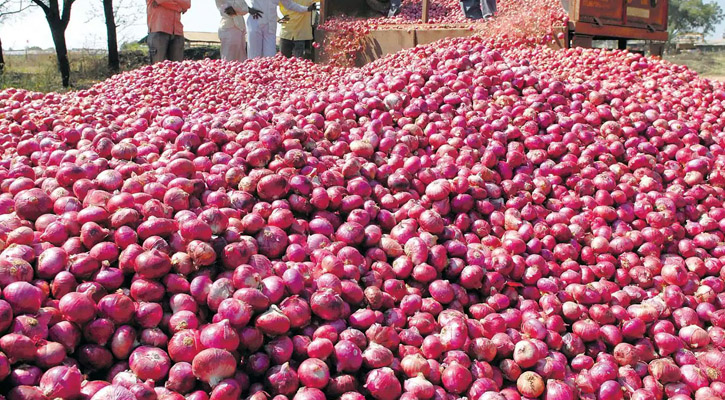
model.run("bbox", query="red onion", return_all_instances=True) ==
[363,342,394,368]
[516,371,544,398]
[442,362,473,394]
[265,362,299,396]
[192,348,237,387]
[648,358,681,383]
[8,385,48,400]
[404,374,435,399]
[298,358,330,389]
[365,367,402,400]
[89,385,136,400]
[166,362,196,394]
[255,305,291,335]
[200,320,240,351]
[335,340,363,373]
[1,333,36,362]
[58,292,96,325]
[129,346,171,381]
[544,379,574,400]
[4,282,43,314]
[168,329,202,363]
[39,365,82,398]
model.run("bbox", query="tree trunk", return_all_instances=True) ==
[0,36,4,75]
[103,0,120,72]
[48,19,71,87]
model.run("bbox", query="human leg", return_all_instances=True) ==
[388,0,401,17]
[147,32,170,63]
[168,34,185,61]
[481,0,496,17]
[292,40,305,58]
[280,38,294,57]
[262,23,277,57]
[247,18,264,58]
[220,28,246,61]
[460,0,483,19]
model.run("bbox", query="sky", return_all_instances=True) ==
[4,0,725,50]
[1,0,219,50]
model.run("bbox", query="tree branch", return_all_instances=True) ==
[60,0,73,24]
[30,0,50,13]
[0,0,31,17]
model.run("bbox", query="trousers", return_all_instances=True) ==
[461,0,496,19]
[219,28,247,62]
[280,38,306,58]
[481,0,497,16]
[247,18,278,58]
[148,32,185,63]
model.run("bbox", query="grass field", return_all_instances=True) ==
[663,51,725,80]
[2,47,725,93]
[0,49,149,93]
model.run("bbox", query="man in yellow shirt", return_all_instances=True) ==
[279,0,319,58]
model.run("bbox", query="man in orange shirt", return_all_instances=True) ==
[146,0,191,63]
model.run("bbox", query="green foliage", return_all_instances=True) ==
[120,41,145,51]
[669,0,724,38]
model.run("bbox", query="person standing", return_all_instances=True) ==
[279,0,319,59]
[245,0,279,58]
[146,0,191,63]
[216,0,258,61]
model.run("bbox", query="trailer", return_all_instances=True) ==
[554,0,668,56]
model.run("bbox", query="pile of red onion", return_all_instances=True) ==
[1,1,725,398]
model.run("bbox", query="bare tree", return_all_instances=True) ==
[30,0,76,87]
[0,0,31,73]
[103,0,120,72]
[87,0,143,73]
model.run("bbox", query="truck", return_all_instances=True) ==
[556,0,668,56]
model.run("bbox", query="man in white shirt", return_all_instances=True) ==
[245,0,310,58]
[216,0,249,61]
[216,0,260,61]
